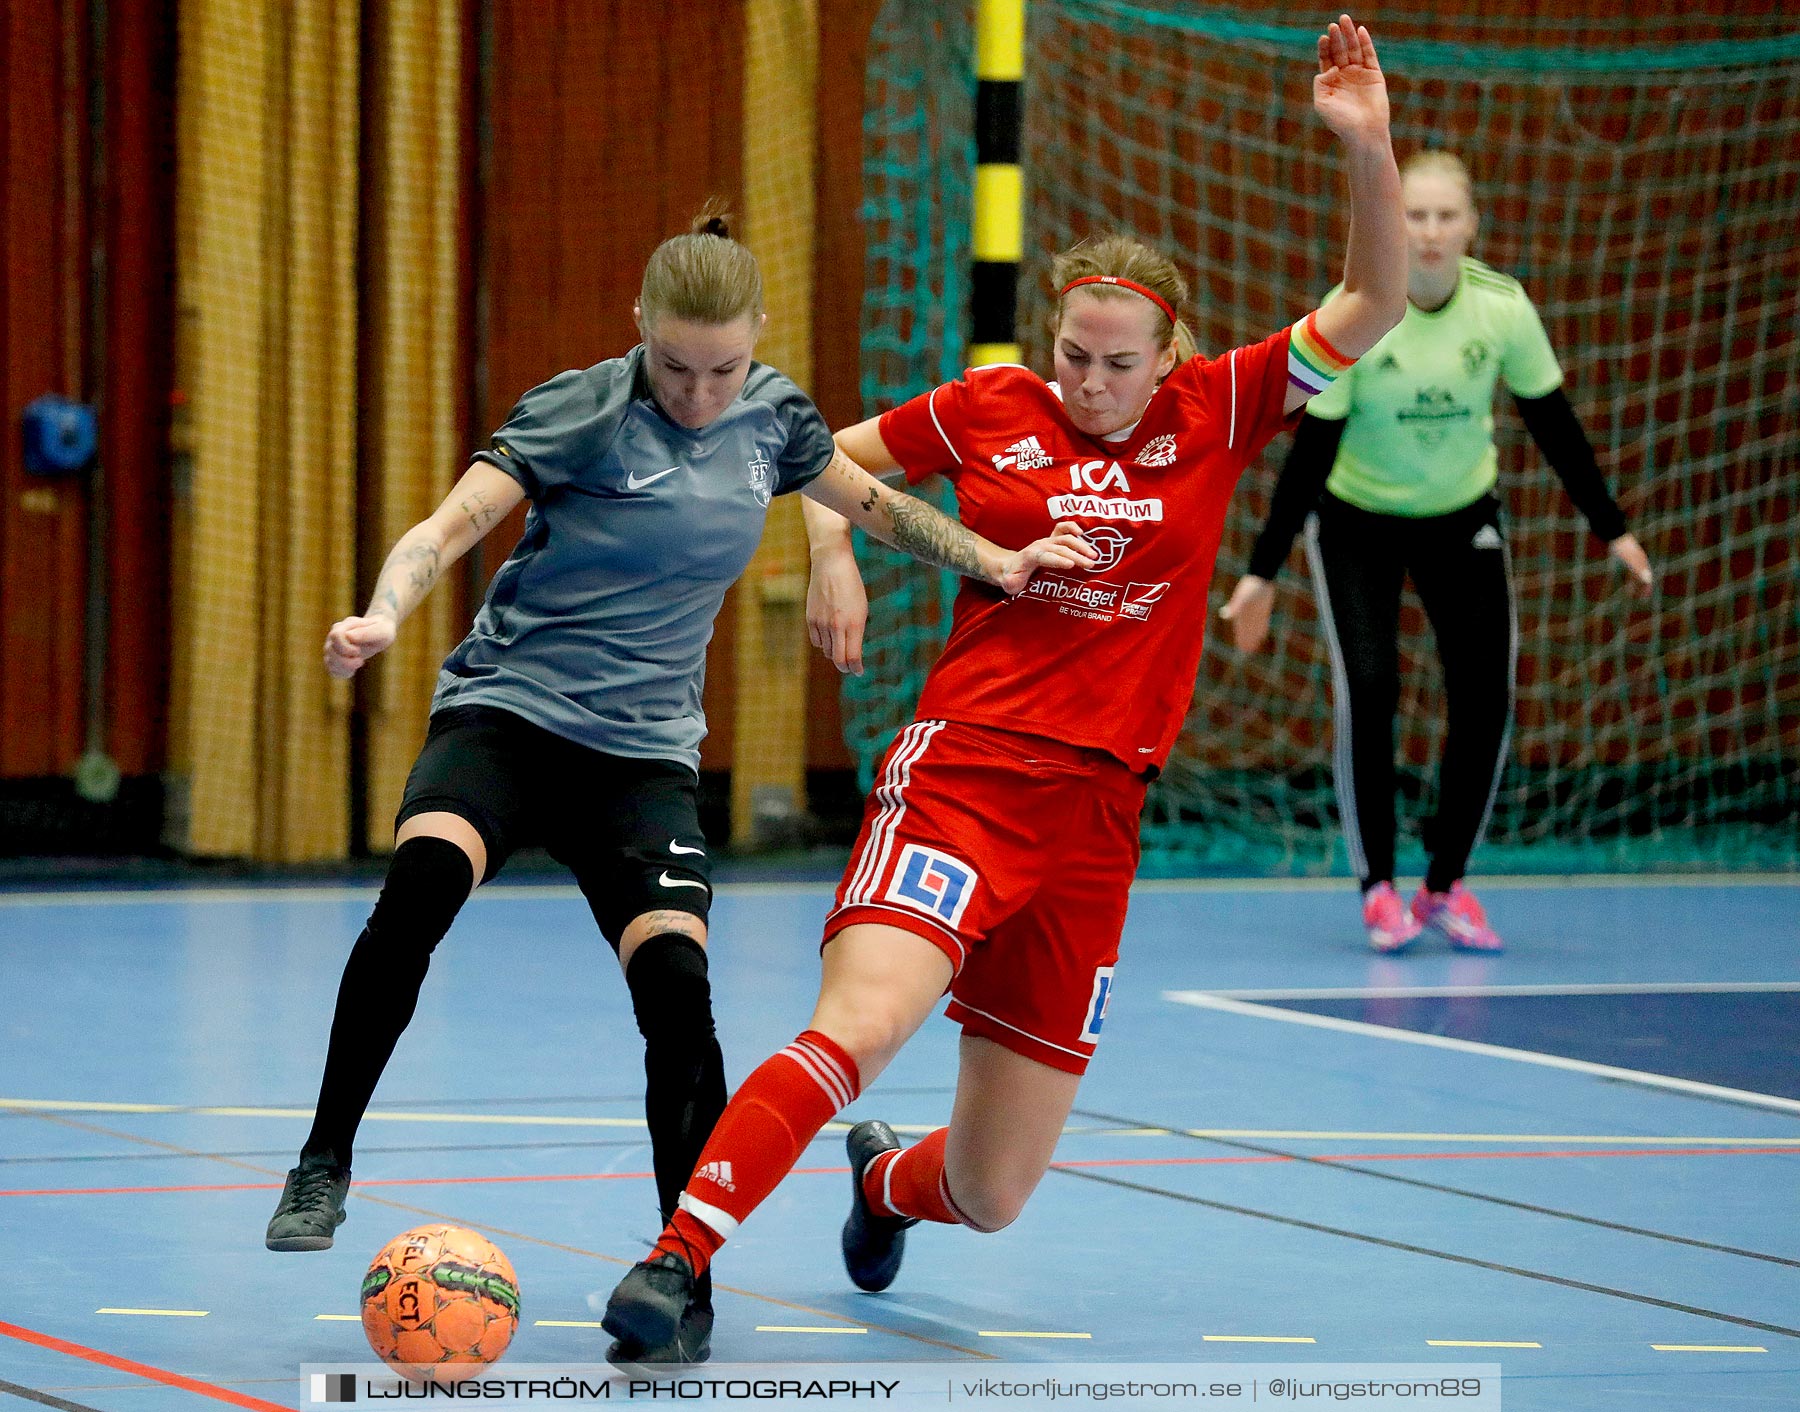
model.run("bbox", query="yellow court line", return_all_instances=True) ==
[756,1327,868,1335]
[1428,1340,1541,1348]
[1651,1344,1767,1353]
[314,1314,360,1322]
[535,1320,606,1329]
[1203,1335,1316,1344]
[979,1331,1092,1340]
[97,1308,208,1317]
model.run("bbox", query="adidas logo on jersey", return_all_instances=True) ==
[993,435,1054,472]
[696,1160,735,1192]
[1471,525,1503,550]
[1137,433,1177,467]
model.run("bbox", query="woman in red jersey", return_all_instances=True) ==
[601,14,1409,1353]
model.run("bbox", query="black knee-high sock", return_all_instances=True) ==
[301,836,474,1167]
[625,933,726,1302]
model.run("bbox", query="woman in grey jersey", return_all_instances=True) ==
[262,206,1095,1370]
[1221,151,1653,954]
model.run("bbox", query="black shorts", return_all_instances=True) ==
[397,704,712,946]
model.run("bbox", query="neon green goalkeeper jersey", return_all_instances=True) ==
[1308,257,1565,517]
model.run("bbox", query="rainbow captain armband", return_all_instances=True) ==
[1287,310,1356,397]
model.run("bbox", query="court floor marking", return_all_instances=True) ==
[1048,1164,1800,1341]
[15,1109,998,1364]
[0,1319,289,1412]
[94,1310,207,1318]
[1427,1341,1541,1348]
[1,873,1791,909]
[1165,991,1800,1116]
[8,1097,1793,1147]
[1206,981,1800,1000]
[756,1327,868,1335]
[1201,1335,1315,1344]
[12,1143,1798,1204]
[1073,1107,1800,1269]
[0,1375,105,1412]
[1651,1344,1767,1353]
[0,1100,650,1127]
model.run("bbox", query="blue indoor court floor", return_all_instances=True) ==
[1,876,1796,1410]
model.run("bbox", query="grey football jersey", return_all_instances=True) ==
[433,345,833,769]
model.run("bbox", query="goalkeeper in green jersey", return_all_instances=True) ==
[1222,150,1654,954]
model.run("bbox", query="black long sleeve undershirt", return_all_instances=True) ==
[1246,412,1345,581]
[1245,389,1629,582]
[1511,386,1628,544]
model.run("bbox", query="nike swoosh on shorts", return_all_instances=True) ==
[626,466,679,490]
[658,872,709,892]
[669,840,706,856]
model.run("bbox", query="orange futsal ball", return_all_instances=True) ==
[361,1225,520,1382]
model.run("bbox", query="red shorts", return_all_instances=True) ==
[825,719,1147,1075]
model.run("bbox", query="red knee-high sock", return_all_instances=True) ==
[653,1029,859,1277]
[862,1126,968,1226]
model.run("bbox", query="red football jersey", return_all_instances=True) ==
[878,329,1295,771]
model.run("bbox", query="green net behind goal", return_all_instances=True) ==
[851,0,1800,874]
[842,0,975,777]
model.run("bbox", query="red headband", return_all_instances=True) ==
[1058,274,1177,324]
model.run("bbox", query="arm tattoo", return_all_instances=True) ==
[860,484,880,513]
[460,488,504,536]
[402,541,439,595]
[368,540,438,622]
[885,493,987,580]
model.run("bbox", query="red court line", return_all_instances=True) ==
[1047,1147,1800,1172]
[0,1319,290,1412]
[4,1146,1793,1198]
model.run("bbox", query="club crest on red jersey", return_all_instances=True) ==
[1137,433,1177,468]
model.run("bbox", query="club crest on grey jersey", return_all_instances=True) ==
[747,450,774,507]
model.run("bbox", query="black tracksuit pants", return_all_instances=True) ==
[1303,491,1516,892]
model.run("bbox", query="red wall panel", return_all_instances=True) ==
[1,0,88,776]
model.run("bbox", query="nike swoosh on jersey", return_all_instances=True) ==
[669,840,706,856]
[658,872,709,891]
[626,466,680,490]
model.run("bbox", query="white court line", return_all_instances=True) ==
[0,882,833,907]
[1133,874,1799,893]
[4,1095,1792,1145]
[1165,991,1800,1117]
[0,1099,648,1126]
[0,1096,939,1139]
[1,873,1794,907]
[1200,982,1800,1001]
